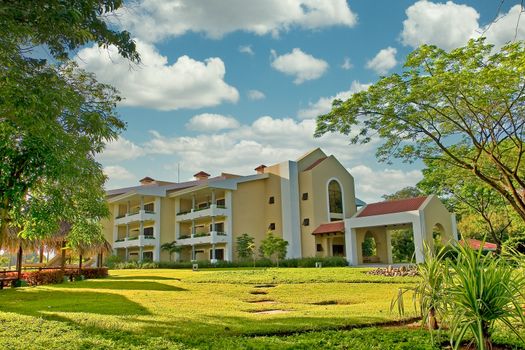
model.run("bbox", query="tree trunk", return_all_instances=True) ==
[16,244,23,280]
[60,241,66,272]
[428,307,439,330]
[78,253,83,274]
[39,245,44,270]
[482,322,492,350]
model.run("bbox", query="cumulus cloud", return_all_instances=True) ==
[297,81,371,119]
[76,40,239,111]
[482,5,525,49]
[401,1,525,50]
[341,57,353,70]
[247,89,266,100]
[116,0,357,42]
[239,45,254,56]
[185,113,240,132]
[401,0,479,50]
[349,165,423,203]
[103,165,136,181]
[271,48,329,84]
[98,137,145,162]
[366,47,397,75]
[143,115,369,177]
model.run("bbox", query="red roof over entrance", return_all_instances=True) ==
[460,239,497,251]
[312,221,345,235]
[357,196,428,217]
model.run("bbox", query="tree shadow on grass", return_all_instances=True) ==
[105,275,181,281]
[0,289,152,317]
[52,280,187,291]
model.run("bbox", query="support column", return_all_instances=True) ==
[211,190,216,205]
[192,195,196,211]
[191,245,196,261]
[139,246,144,261]
[127,201,130,215]
[139,221,144,237]
[126,224,130,239]
[451,213,458,242]
[386,230,393,264]
[211,243,216,263]
[413,213,426,264]
[140,196,144,211]
[345,226,359,266]
[125,247,129,262]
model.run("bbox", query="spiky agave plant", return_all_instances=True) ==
[391,245,448,331]
[445,243,525,350]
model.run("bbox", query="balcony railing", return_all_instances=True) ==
[175,231,228,246]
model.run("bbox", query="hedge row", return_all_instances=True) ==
[3,267,108,286]
[111,256,348,269]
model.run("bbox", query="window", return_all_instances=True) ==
[268,196,275,204]
[332,245,345,256]
[144,203,154,212]
[316,244,323,252]
[142,251,153,261]
[143,227,154,237]
[303,218,310,226]
[216,198,225,207]
[328,180,343,214]
[209,222,225,232]
[209,249,224,260]
[302,193,309,200]
[268,223,276,230]
[198,202,209,209]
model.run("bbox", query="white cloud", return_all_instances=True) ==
[239,45,254,56]
[103,165,136,181]
[297,81,371,119]
[401,0,479,50]
[247,89,266,100]
[116,0,357,42]
[349,165,423,203]
[482,5,525,49]
[366,47,397,75]
[186,113,240,132]
[341,57,353,70]
[271,48,329,84]
[76,39,239,111]
[144,115,368,176]
[98,137,145,162]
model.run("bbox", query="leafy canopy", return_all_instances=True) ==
[0,1,138,245]
[316,38,525,222]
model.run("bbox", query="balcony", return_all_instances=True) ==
[113,235,158,248]
[115,210,157,225]
[176,204,228,221]
[176,231,228,246]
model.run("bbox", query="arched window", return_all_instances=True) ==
[328,180,343,214]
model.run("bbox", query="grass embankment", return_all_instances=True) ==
[0,268,522,349]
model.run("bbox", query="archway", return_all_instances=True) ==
[432,223,445,252]
[362,231,377,262]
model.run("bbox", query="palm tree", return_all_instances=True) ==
[161,241,182,262]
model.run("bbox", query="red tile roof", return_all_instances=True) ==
[303,157,327,171]
[193,171,210,177]
[357,196,428,217]
[460,239,497,251]
[312,221,345,235]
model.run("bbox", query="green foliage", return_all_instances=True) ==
[445,244,525,349]
[0,1,138,244]
[236,233,256,260]
[316,38,525,223]
[114,261,159,269]
[382,186,422,201]
[105,254,122,269]
[391,230,415,262]
[160,241,182,261]
[259,231,288,266]
[362,234,377,257]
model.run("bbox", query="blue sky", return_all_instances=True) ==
[79,0,525,203]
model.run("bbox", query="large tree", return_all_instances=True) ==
[0,1,138,244]
[316,39,525,222]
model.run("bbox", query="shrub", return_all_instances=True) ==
[105,255,122,269]
[114,261,159,269]
[23,270,65,286]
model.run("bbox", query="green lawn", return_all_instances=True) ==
[0,268,522,349]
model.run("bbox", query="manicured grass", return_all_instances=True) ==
[0,268,522,349]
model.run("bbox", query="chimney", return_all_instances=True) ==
[193,171,210,181]
[254,164,267,174]
[139,176,156,186]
